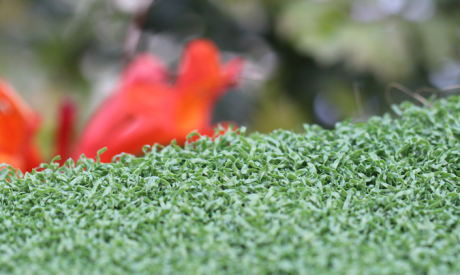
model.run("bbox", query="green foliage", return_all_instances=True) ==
[277,0,460,81]
[3,96,460,274]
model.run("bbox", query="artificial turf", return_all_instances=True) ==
[2,96,460,274]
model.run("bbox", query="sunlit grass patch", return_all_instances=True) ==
[2,96,460,274]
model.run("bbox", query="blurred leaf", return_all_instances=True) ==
[250,81,309,133]
[277,0,460,81]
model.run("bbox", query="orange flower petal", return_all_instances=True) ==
[73,39,243,163]
[0,80,42,171]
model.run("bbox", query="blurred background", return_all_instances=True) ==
[1,0,459,159]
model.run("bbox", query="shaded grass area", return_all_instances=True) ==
[2,97,460,274]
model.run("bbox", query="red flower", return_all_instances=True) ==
[72,39,243,162]
[0,80,42,172]
[54,96,77,163]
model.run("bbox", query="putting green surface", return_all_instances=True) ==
[2,97,460,274]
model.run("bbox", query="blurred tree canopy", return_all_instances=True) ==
[0,0,459,158]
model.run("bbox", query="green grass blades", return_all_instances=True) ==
[2,96,460,274]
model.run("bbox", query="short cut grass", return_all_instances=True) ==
[2,96,460,274]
